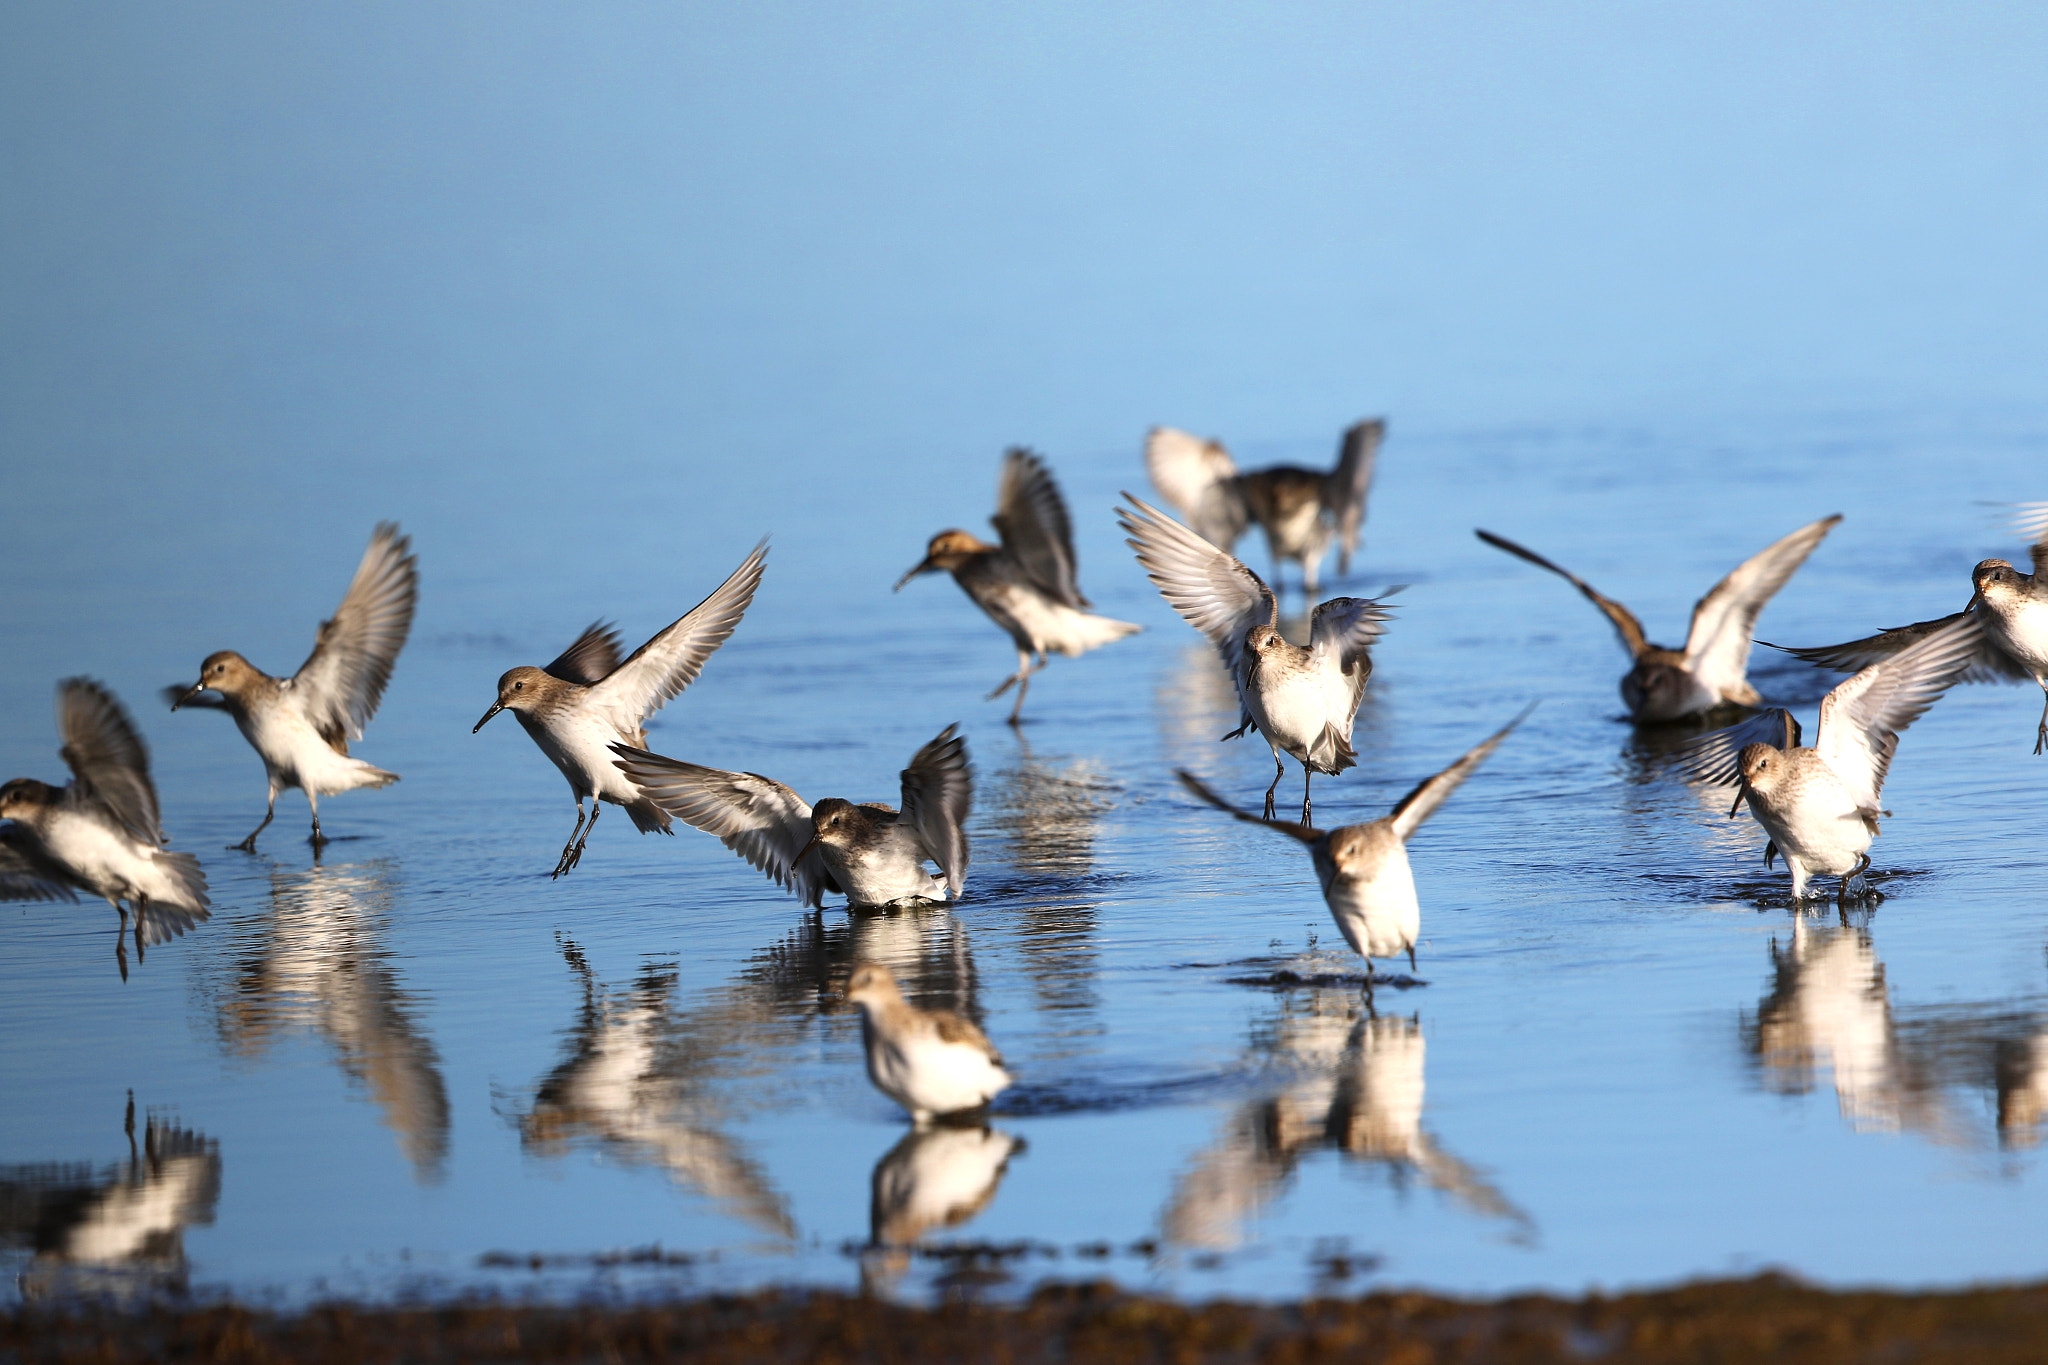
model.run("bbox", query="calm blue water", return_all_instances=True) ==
[4,2,2048,1309]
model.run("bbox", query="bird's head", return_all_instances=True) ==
[1973,558,2021,605]
[843,961,901,1010]
[894,530,989,590]
[474,665,551,732]
[0,778,57,820]
[174,651,258,708]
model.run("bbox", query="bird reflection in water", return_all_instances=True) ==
[211,861,450,1182]
[862,1122,1025,1292]
[520,940,794,1241]
[0,1094,220,1302]
[1161,987,1529,1252]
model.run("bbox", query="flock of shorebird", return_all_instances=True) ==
[4,422,2045,1126]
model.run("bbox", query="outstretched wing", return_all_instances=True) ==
[1119,494,1275,679]
[1307,593,1399,718]
[587,541,768,734]
[1324,418,1383,576]
[1475,529,1651,659]
[898,724,972,897]
[2016,502,2048,579]
[609,743,831,907]
[1769,609,2025,684]
[991,449,1086,608]
[290,522,419,745]
[1175,770,1319,842]
[544,622,626,685]
[1144,427,1247,550]
[0,826,80,903]
[1388,704,1532,841]
[57,677,162,844]
[1679,707,1801,788]
[1815,612,1982,811]
[1682,515,1840,700]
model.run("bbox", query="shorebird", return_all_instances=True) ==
[895,448,1139,723]
[1773,504,2048,753]
[1121,493,1396,822]
[1143,419,1383,594]
[1474,516,1840,723]
[1176,707,1528,1005]
[1685,612,1981,903]
[1,678,210,971]
[474,540,766,877]
[610,724,970,909]
[844,961,1012,1124]
[170,522,417,849]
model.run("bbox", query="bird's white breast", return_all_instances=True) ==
[1317,843,1420,961]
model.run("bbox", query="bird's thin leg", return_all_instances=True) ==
[1300,765,1313,826]
[1263,745,1285,820]
[552,799,590,878]
[1407,943,1418,974]
[1008,654,1037,726]
[2033,680,2048,755]
[1360,956,1376,1016]
[561,801,601,877]
[134,897,148,963]
[987,649,1032,712]
[115,905,130,982]
[234,790,277,853]
[1302,552,1320,598]
[307,792,326,849]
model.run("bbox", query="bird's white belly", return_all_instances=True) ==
[828,831,946,907]
[1265,500,1325,559]
[869,1034,1008,1117]
[240,704,381,795]
[1989,597,2048,676]
[1319,847,1420,961]
[1750,774,1873,878]
[1248,671,1337,760]
[532,712,642,806]
[40,813,157,905]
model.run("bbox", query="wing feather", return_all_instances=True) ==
[1324,418,1383,575]
[1769,609,2026,684]
[587,541,767,734]
[1308,593,1398,718]
[609,744,828,907]
[1814,612,1982,810]
[56,677,162,844]
[0,826,81,903]
[1175,770,1319,842]
[1388,705,1531,841]
[290,523,419,744]
[1678,708,1801,787]
[2015,502,2048,579]
[991,449,1086,608]
[1119,494,1274,679]
[1475,529,1651,659]
[897,724,972,897]
[1144,427,1247,549]
[1682,515,1840,698]
[544,622,626,685]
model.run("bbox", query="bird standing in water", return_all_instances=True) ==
[1121,493,1396,823]
[1144,419,1383,595]
[896,448,1139,723]
[844,961,1012,1125]
[474,541,766,877]
[170,522,417,850]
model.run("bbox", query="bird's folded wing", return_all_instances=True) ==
[1682,514,1841,700]
[610,743,827,906]
[291,522,420,744]
[898,723,972,896]
[57,677,163,844]
[1770,609,2024,684]
[1144,427,1247,550]
[1815,611,1982,811]
[1678,708,1800,787]
[1475,529,1651,659]
[1120,494,1274,677]
[588,541,768,733]
[930,1009,1004,1066]
[991,449,1087,609]
[0,827,80,903]
[1388,704,1532,842]
[1324,418,1383,576]
[544,622,627,685]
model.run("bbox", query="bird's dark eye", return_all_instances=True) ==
[514,681,524,691]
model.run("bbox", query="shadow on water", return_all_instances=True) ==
[0,1095,220,1304]
[203,861,450,1184]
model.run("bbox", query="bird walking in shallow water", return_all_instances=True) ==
[896,448,1139,724]
[1773,505,2048,753]
[1144,419,1383,595]
[844,961,1012,1125]
[1121,493,1395,823]
[171,522,417,850]
[474,541,767,878]
[1475,516,1840,724]
[3,678,209,972]
[1177,707,1529,1007]
[611,724,971,909]
[1686,612,1981,903]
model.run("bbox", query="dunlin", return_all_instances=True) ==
[1144,419,1383,594]
[844,961,1012,1124]
[474,541,766,877]
[1121,493,1396,822]
[895,448,1139,723]
[1,678,210,970]
[1686,612,1981,902]
[170,522,417,849]
[1773,505,2048,752]
[1176,707,1528,1004]
[610,724,970,909]
[1475,516,1840,723]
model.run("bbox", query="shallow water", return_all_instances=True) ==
[2,408,2045,1305]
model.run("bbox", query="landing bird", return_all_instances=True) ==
[170,522,417,849]
[844,962,1012,1125]
[1475,516,1840,723]
[1144,419,1383,594]
[895,448,1139,723]
[1772,504,2048,753]
[1,678,209,971]
[474,541,766,878]
[1685,612,1981,903]
[1176,707,1528,1006]
[1120,493,1395,822]
[610,724,970,909]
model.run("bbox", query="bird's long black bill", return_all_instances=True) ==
[473,703,504,734]
[892,559,937,592]
[170,682,205,711]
